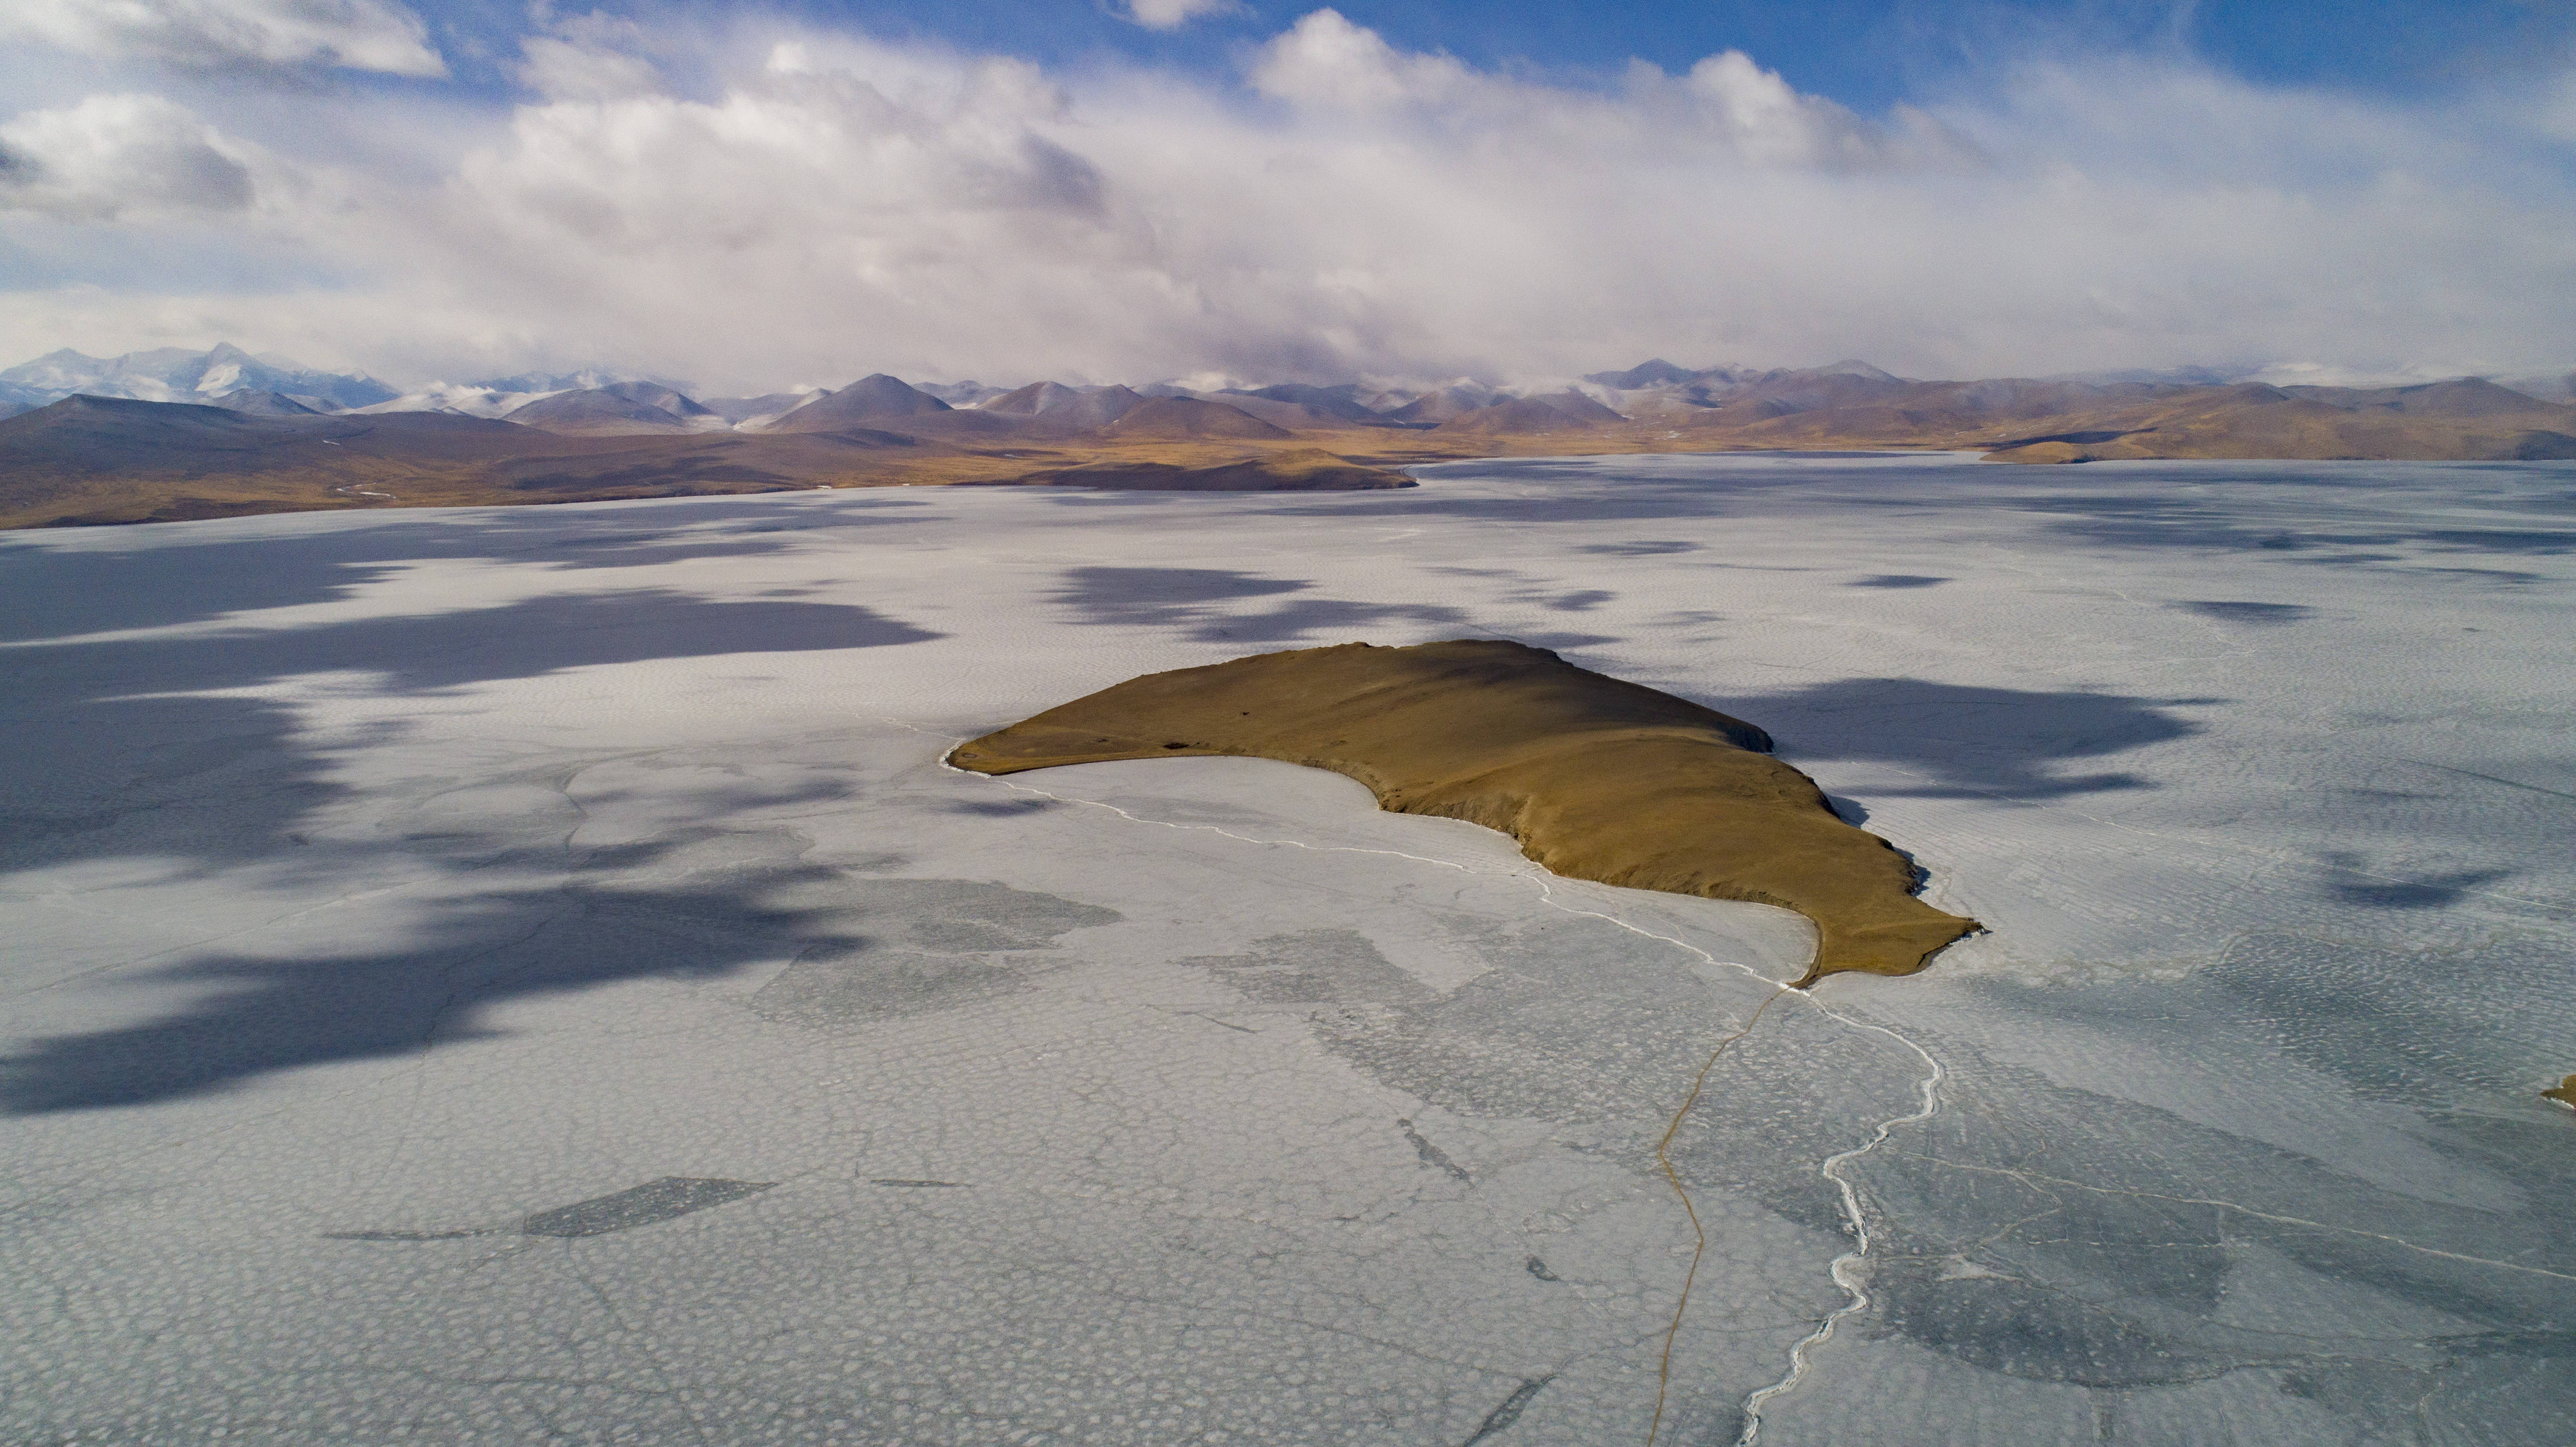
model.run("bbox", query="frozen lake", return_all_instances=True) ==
[5,452,2571,1444]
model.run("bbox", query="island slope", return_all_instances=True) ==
[949,640,1978,983]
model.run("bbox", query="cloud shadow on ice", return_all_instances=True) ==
[1579,540,1699,557]
[1722,676,2207,800]
[0,522,1189,1113]
[1,576,940,886]
[1,877,851,1114]
[1,873,1117,1113]
[2315,851,2517,909]
[2176,600,2314,624]
[1051,564,1475,644]
[9,580,932,704]
[1054,567,1305,624]
[0,494,929,644]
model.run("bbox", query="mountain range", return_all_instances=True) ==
[4,345,2573,528]
[0,344,400,415]
[10,341,2572,433]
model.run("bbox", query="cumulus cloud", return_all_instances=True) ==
[2,8,2572,388]
[515,9,666,102]
[0,93,259,220]
[1250,9,1973,169]
[1119,0,1240,31]
[459,40,1105,252]
[517,34,663,101]
[0,0,445,77]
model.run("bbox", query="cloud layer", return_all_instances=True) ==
[0,0,445,77]
[1,6,2571,389]
[0,94,260,221]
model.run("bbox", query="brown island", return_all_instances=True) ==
[949,640,1978,984]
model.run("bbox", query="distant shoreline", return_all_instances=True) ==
[7,363,2574,530]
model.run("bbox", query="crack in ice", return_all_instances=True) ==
[1726,1013,1943,1447]
[938,746,1950,1445]
[1889,1154,2576,1284]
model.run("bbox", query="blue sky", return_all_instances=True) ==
[2,1,2573,387]
[395,0,2573,110]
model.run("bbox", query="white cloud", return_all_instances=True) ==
[0,94,259,220]
[1247,10,1970,170]
[1119,0,1240,31]
[1247,8,1469,110]
[516,36,662,101]
[0,0,446,77]
[514,9,665,102]
[2536,66,2576,146]
[455,39,1106,255]
[2,8,2573,388]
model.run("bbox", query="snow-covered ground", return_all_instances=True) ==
[4,453,2570,1444]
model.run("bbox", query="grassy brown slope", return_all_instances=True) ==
[1676,381,2576,462]
[0,395,1426,527]
[1102,396,1294,440]
[1971,386,2576,462]
[0,404,925,528]
[950,640,1979,983]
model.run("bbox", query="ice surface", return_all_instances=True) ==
[3,452,2570,1443]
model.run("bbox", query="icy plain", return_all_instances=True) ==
[3,452,2571,1444]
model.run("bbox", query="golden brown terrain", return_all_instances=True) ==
[8,367,2573,529]
[0,396,1411,529]
[1472,374,2576,464]
[950,639,1980,984]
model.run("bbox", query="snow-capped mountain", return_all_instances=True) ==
[916,380,1008,407]
[356,381,566,418]
[356,368,698,419]
[0,344,397,412]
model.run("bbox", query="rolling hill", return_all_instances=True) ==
[8,350,2574,529]
[1101,396,1293,440]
